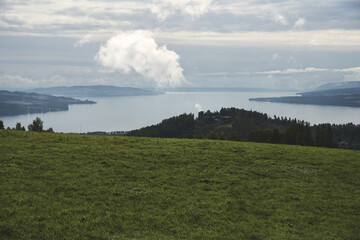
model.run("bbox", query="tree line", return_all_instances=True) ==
[0,117,53,132]
[2,108,359,149]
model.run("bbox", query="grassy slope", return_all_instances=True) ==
[0,130,359,239]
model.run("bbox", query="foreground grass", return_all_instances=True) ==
[0,130,359,239]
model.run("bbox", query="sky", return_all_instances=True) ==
[0,0,360,90]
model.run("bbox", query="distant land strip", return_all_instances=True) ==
[29,85,164,98]
[0,90,95,117]
[249,95,360,108]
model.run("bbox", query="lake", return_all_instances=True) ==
[2,92,360,133]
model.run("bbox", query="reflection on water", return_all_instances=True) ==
[2,92,360,133]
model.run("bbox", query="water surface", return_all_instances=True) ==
[2,92,360,133]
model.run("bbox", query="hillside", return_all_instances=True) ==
[0,90,95,117]
[1,130,359,239]
[29,85,164,98]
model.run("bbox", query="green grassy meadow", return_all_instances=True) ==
[0,130,359,239]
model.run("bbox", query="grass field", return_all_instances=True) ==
[0,130,359,239]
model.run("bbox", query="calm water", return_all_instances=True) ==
[2,92,360,133]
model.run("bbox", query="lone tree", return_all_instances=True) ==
[28,117,43,132]
[15,122,25,131]
[0,120,4,130]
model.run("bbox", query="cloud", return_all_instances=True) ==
[202,67,360,77]
[294,17,306,28]
[334,67,360,83]
[0,74,68,87]
[272,53,279,60]
[151,0,213,20]
[310,39,320,46]
[334,67,360,73]
[343,72,360,82]
[74,34,92,47]
[0,74,35,87]
[258,68,328,75]
[95,30,186,88]
[273,14,288,25]
[156,30,360,48]
[195,103,203,112]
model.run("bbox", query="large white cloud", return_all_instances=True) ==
[95,30,186,88]
[151,0,213,20]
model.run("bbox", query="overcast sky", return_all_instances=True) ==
[1,0,360,90]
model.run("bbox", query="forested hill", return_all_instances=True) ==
[29,85,163,98]
[128,108,289,138]
[127,107,360,149]
[0,90,95,117]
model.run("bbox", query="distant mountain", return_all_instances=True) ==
[314,81,360,91]
[249,95,360,108]
[0,90,95,117]
[162,87,292,92]
[29,85,164,98]
[249,82,360,108]
[300,87,360,97]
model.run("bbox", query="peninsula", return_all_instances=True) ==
[0,90,95,117]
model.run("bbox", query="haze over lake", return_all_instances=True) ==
[2,92,360,133]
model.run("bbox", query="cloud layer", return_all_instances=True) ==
[258,67,328,75]
[1,0,360,90]
[151,0,213,20]
[1,1,359,38]
[95,30,186,88]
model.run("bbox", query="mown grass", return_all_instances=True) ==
[0,130,359,239]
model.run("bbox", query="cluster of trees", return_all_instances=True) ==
[331,123,360,149]
[247,122,335,148]
[0,117,53,132]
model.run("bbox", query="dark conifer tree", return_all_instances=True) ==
[315,124,333,147]
[15,122,23,131]
[28,117,43,132]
